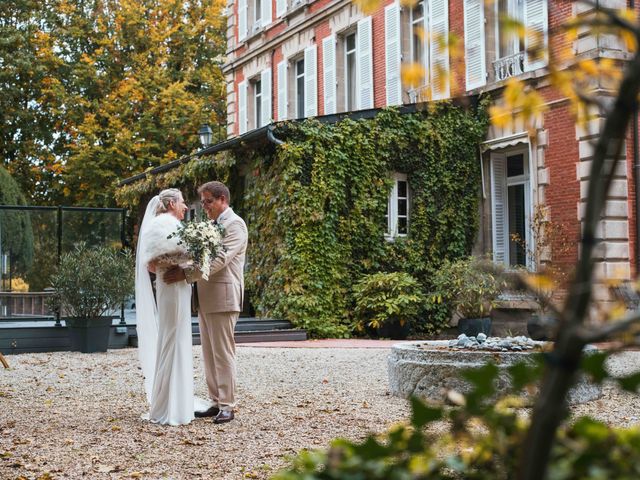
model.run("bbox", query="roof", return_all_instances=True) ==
[118,97,479,186]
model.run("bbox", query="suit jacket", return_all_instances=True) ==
[187,208,248,314]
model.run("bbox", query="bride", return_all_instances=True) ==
[135,188,210,425]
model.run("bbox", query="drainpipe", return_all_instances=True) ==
[267,124,285,145]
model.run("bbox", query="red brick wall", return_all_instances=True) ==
[542,96,581,269]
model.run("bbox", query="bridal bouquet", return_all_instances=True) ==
[167,219,226,280]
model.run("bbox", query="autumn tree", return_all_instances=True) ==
[0,0,227,206]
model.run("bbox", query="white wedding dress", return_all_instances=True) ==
[136,199,211,426]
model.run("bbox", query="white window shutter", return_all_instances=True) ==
[385,3,402,106]
[464,0,486,90]
[276,0,286,18]
[238,80,248,134]
[322,35,337,115]
[261,0,272,28]
[491,153,508,265]
[357,16,374,110]
[277,60,288,120]
[261,69,272,126]
[524,0,548,71]
[429,0,450,100]
[238,0,248,41]
[304,45,318,117]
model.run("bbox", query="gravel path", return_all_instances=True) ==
[1,346,639,479]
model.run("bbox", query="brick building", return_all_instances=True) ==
[222,0,637,300]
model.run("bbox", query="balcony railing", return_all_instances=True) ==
[407,84,431,103]
[493,52,525,82]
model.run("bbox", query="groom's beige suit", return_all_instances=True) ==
[186,207,247,412]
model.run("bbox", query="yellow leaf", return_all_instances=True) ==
[523,273,556,292]
[401,62,426,89]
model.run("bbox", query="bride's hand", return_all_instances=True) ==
[164,265,186,284]
[148,262,157,274]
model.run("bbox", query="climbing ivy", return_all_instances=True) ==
[245,103,489,337]
[114,151,235,209]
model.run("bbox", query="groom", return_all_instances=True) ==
[164,181,248,424]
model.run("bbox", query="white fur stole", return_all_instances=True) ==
[141,213,188,266]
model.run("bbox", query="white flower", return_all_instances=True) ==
[167,219,226,280]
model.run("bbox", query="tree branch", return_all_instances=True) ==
[577,309,640,344]
[518,26,640,480]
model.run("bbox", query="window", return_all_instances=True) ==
[255,0,262,27]
[411,1,427,68]
[295,58,305,119]
[497,0,523,58]
[254,78,263,128]
[386,173,410,239]
[493,0,548,80]
[403,0,449,101]
[491,150,531,268]
[344,34,357,111]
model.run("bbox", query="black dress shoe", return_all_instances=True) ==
[195,406,220,418]
[213,410,234,424]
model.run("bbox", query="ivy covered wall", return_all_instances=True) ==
[244,104,489,337]
[116,102,488,338]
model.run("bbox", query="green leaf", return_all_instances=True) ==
[410,396,442,428]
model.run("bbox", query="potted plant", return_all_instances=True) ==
[431,257,503,337]
[353,272,425,339]
[49,243,134,353]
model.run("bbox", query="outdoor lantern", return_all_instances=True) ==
[198,124,213,148]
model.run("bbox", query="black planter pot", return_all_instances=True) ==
[457,317,492,337]
[376,319,411,340]
[65,317,113,353]
[527,313,558,341]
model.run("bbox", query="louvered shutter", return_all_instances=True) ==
[322,36,337,115]
[464,0,486,90]
[238,80,248,134]
[276,0,286,18]
[261,0,272,28]
[238,0,248,41]
[491,153,508,265]
[304,45,317,117]
[429,0,450,100]
[385,3,402,106]
[277,60,288,120]
[524,0,548,71]
[261,69,272,126]
[357,17,373,109]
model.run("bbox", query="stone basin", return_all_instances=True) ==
[388,340,602,405]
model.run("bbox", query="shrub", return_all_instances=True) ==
[49,243,134,319]
[431,256,504,319]
[353,272,425,330]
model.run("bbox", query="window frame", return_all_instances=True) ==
[385,172,411,240]
[294,57,305,119]
[490,147,533,269]
[344,32,357,112]
[254,77,263,129]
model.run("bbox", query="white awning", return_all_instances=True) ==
[481,132,529,152]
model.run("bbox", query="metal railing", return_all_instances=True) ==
[493,52,525,82]
[0,205,127,326]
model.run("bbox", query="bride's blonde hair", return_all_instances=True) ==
[156,188,182,214]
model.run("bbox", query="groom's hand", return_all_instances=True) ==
[164,266,186,284]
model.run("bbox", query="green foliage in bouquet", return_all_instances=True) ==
[49,243,134,319]
[353,272,425,330]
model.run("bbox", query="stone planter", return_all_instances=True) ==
[65,317,113,353]
[388,341,602,405]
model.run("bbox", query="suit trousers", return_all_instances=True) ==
[198,311,238,411]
